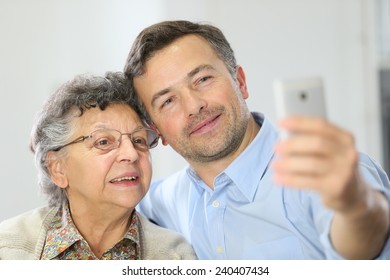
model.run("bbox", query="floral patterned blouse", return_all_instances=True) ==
[40,203,141,260]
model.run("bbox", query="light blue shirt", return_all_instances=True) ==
[138,113,390,259]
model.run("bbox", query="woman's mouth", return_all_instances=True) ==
[109,176,137,183]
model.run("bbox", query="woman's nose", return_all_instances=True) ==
[116,136,140,163]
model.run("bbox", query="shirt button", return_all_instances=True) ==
[216,245,224,253]
[212,200,220,208]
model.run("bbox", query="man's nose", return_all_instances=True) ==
[182,90,208,118]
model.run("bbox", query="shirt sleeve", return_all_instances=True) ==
[137,179,170,227]
[137,169,192,239]
[317,152,390,259]
[358,153,390,259]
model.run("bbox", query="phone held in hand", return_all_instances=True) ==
[273,76,327,138]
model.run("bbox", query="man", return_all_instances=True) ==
[124,20,390,259]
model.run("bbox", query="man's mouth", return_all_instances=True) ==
[190,114,221,135]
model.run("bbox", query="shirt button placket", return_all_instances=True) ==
[209,198,226,259]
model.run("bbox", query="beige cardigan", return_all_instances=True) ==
[0,207,197,260]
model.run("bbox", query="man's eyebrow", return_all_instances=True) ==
[150,64,216,108]
[151,88,171,108]
[187,64,215,78]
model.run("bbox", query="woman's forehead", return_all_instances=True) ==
[71,104,144,133]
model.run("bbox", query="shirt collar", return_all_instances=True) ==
[186,112,279,201]
[41,203,83,260]
[224,112,279,201]
[41,203,140,260]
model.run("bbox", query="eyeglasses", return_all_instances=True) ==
[53,127,159,152]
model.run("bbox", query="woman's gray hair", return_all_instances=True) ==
[30,71,140,207]
[123,20,237,124]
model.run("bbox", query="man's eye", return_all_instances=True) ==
[161,97,173,108]
[198,76,211,83]
[195,75,214,86]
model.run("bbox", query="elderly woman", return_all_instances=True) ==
[0,72,197,260]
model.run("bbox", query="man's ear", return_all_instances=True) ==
[235,65,249,99]
[147,121,169,146]
[46,151,68,189]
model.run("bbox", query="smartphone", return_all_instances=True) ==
[274,76,327,119]
[273,77,327,138]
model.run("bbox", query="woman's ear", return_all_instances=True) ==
[147,121,169,146]
[46,151,68,189]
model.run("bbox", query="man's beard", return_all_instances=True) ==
[171,105,249,164]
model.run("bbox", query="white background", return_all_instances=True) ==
[0,0,386,221]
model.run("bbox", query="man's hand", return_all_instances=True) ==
[273,116,389,259]
[272,116,361,212]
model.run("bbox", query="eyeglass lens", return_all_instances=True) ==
[91,129,158,151]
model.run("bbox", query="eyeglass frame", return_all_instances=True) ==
[52,127,159,152]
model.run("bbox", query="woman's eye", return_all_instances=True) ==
[132,137,147,147]
[94,138,112,148]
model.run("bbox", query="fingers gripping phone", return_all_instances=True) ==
[273,77,327,138]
